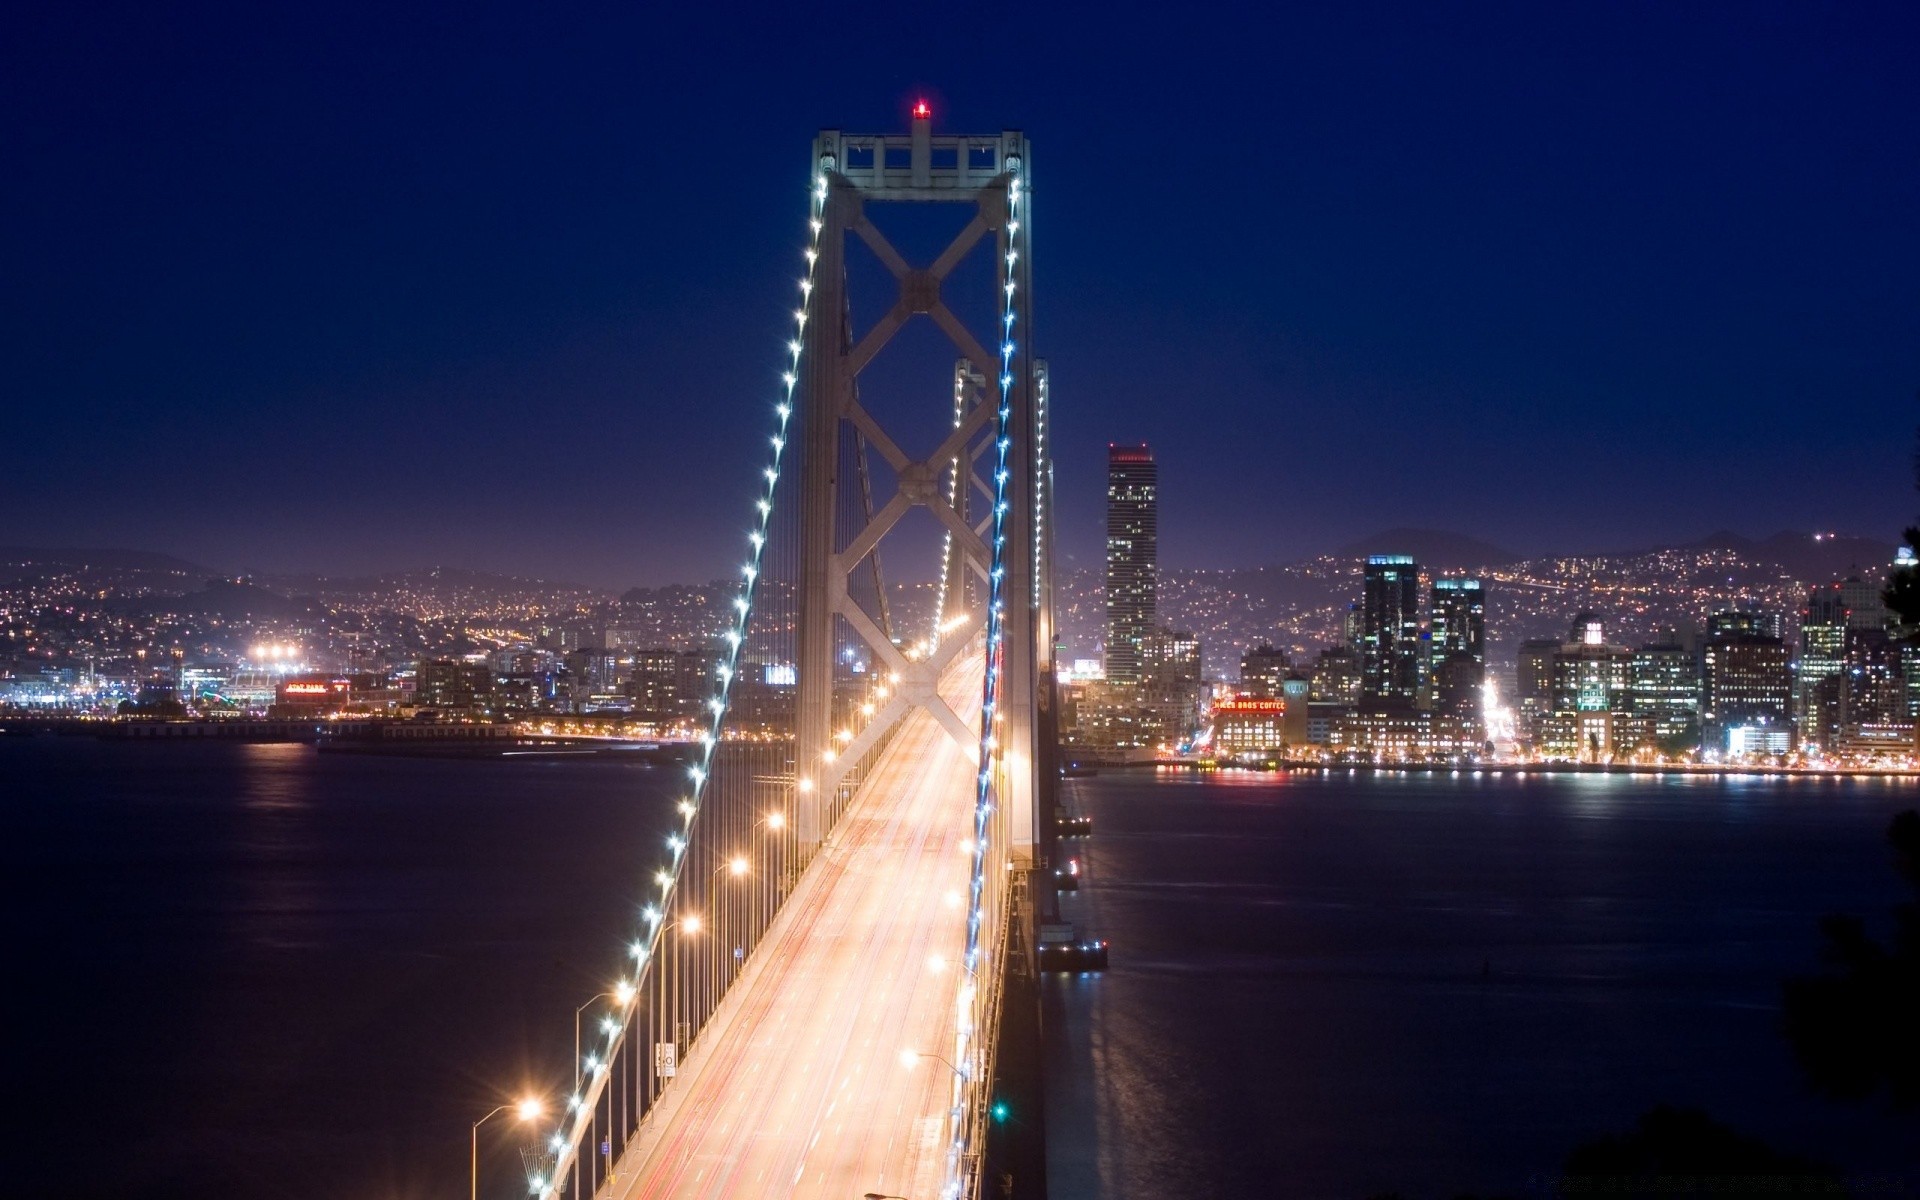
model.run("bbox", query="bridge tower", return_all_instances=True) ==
[521,104,1054,1200]
[793,105,1054,867]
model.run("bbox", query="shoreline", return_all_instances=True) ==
[1068,758,1920,780]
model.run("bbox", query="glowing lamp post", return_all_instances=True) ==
[470,1096,543,1200]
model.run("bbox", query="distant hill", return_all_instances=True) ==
[1333,529,1520,571]
[1659,530,1895,582]
[263,565,607,598]
[109,578,312,621]
[0,546,209,574]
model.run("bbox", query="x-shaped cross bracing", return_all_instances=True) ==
[820,198,1005,767]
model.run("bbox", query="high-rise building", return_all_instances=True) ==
[1359,555,1422,711]
[1701,634,1793,753]
[628,648,683,718]
[1239,643,1291,698]
[1798,583,1850,745]
[1839,575,1890,632]
[1140,626,1203,746]
[1630,637,1699,745]
[1103,443,1157,685]
[1550,639,1633,714]
[415,658,495,713]
[1309,646,1362,705]
[1429,578,1487,717]
[1516,637,1562,734]
[1708,609,1783,641]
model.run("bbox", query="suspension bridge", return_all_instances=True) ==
[504,106,1059,1200]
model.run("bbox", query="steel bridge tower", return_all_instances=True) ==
[793,107,1055,868]
[520,105,1055,1200]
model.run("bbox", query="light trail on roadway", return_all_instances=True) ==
[608,657,983,1200]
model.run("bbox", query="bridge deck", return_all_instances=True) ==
[611,662,981,1199]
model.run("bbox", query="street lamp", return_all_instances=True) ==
[899,1048,967,1079]
[647,913,703,1105]
[753,810,789,924]
[471,1096,543,1200]
[567,979,637,1191]
[707,855,750,1004]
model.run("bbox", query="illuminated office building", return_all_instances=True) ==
[1359,555,1421,711]
[1103,443,1157,685]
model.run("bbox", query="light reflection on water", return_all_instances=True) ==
[1045,769,1920,1200]
[12,736,676,1200]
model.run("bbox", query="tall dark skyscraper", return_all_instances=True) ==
[1104,443,1157,685]
[1360,554,1421,710]
[1429,577,1487,716]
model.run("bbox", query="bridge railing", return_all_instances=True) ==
[523,166,912,1200]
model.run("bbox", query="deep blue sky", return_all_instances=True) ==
[3,2,1915,588]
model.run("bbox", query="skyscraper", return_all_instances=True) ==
[1360,555,1421,710]
[1798,582,1849,744]
[1104,443,1157,685]
[1630,636,1699,745]
[1702,633,1793,753]
[1429,577,1486,716]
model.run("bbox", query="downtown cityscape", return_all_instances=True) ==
[7,5,1920,1200]
[7,484,1916,770]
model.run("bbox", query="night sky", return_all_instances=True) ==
[4,2,1915,589]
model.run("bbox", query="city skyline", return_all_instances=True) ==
[9,28,1920,1200]
[5,5,1917,588]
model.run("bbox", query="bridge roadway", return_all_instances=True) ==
[611,659,983,1199]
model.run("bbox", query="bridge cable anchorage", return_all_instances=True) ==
[528,166,831,1200]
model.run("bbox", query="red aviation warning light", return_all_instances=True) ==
[912,99,931,121]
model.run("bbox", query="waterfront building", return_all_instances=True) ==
[1103,443,1157,685]
[628,648,683,718]
[1516,638,1561,735]
[269,672,392,717]
[415,658,496,714]
[1306,700,1351,746]
[1701,633,1792,754]
[1429,577,1487,718]
[1062,679,1160,756]
[1329,710,1483,762]
[1141,626,1204,746]
[1838,629,1908,733]
[1309,646,1362,705]
[1537,710,1659,762]
[674,649,715,716]
[1213,697,1289,760]
[1359,555,1421,711]
[1280,676,1312,745]
[1239,643,1291,698]
[1549,633,1632,715]
[1429,578,1486,666]
[1798,583,1850,745]
[1630,638,1699,747]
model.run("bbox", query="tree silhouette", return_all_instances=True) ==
[1780,809,1920,1110]
[1562,1105,1839,1190]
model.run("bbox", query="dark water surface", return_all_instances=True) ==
[13,741,1918,1200]
[11,736,675,1200]
[1043,768,1920,1199]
